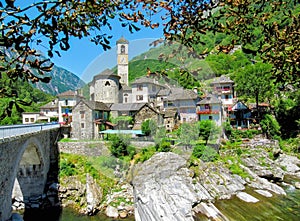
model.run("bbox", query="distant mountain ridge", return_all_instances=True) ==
[1,46,85,95]
[33,64,85,95]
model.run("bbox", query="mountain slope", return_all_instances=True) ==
[33,65,85,95]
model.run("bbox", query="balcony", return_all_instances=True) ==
[197,110,220,114]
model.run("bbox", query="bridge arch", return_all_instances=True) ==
[11,136,48,206]
[0,124,61,221]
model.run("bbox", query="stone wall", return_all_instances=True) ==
[58,141,111,156]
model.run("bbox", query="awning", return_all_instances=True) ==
[99,129,144,135]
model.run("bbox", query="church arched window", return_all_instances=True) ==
[121,45,125,54]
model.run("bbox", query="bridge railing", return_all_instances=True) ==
[0,123,60,139]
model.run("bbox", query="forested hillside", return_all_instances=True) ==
[0,75,54,125]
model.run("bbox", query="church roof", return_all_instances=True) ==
[92,69,120,80]
[116,36,129,44]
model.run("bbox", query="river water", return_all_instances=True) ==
[22,177,300,221]
[59,183,300,221]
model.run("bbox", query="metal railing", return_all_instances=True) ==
[0,123,60,140]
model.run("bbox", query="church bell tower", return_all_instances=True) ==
[117,36,129,86]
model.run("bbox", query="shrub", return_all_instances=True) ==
[110,135,135,159]
[192,144,219,162]
[260,114,281,139]
[141,119,157,136]
[60,160,76,177]
[135,146,156,163]
[157,141,171,152]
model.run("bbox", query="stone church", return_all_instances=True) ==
[89,36,130,104]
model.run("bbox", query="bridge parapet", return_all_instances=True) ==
[0,123,60,140]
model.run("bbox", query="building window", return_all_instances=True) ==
[25,118,29,122]
[65,99,68,105]
[81,123,85,128]
[136,95,143,101]
[225,95,229,100]
[137,84,143,91]
[105,81,111,86]
[80,111,85,119]
[209,116,213,120]
[125,97,128,103]
[30,118,34,122]
[205,104,211,110]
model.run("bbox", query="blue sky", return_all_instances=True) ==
[47,23,164,83]
[13,0,165,83]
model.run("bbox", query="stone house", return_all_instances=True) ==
[131,76,167,104]
[71,100,110,139]
[132,103,162,130]
[161,109,179,132]
[109,103,148,118]
[196,94,223,126]
[158,87,199,123]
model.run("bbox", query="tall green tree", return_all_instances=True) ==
[178,122,199,148]
[233,62,274,119]
[274,89,300,138]
[198,120,220,145]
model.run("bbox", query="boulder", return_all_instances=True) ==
[132,152,198,221]
[106,205,119,218]
[254,189,273,197]
[236,192,259,203]
[86,173,102,215]
[193,202,229,221]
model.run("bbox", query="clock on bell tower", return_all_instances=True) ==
[117,37,129,86]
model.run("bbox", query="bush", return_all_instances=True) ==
[135,146,156,163]
[110,135,136,159]
[157,141,171,152]
[260,114,281,139]
[141,119,157,136]
[192,144,219,162]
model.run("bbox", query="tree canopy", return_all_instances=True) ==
[1,0,299,91]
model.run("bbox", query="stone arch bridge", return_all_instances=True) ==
[0,123,62,221]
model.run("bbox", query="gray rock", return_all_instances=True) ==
[193,202,229,221]
[254,189,273,197]
[106,205,119,218]
[86,173,103,215]
[132,152,197,221]
[236,192,259,203]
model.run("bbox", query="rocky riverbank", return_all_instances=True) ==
[12,137,300,221]
[131,138,300,220]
